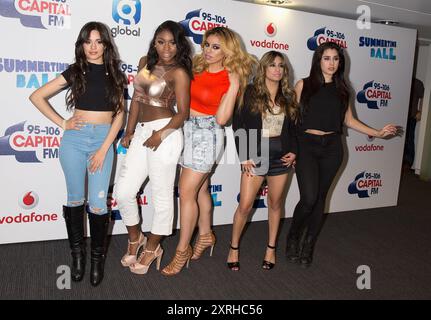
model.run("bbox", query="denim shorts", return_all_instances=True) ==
[180,116,224,173]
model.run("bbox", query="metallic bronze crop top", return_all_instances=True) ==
[132,64,176,109]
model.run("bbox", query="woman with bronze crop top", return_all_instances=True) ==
[113,21,193,275]
[286,42,400,267]
[29,22,127,286]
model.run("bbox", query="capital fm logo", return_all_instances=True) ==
[179,9,228,45]
[359,36,397,61]
[19,191,39,209]
[121,61,138,101]
[0,121,61,163]
[348,171,382,198]
[357,80,392,110]
[0,0,72,29]
[250,22,289,52]
[307,27,348,51]
[111,0,141,38]
[236,185,268,209]
[110,188,149,221]
[0,57,68,89]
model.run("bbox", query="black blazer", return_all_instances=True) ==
[232,85,297,163]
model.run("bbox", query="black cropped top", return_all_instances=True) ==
[300,81,345,133]
[61,63,114,112]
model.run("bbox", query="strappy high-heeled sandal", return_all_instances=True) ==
[191,231,216,260]
[129,244,164,275]
[227,244,240,271]
[121,232,147,267]
[161,245,193,276]
[262,244,276,270]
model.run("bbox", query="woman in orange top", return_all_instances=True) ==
[161,27,256,275]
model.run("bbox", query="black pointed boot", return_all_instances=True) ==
[299,235,315,268]
[63,205,86,282]
[286,233,301,263]
[88,212,110,287]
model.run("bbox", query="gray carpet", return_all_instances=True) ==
[1,170,430,300]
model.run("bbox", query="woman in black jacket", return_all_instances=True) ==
[227,51,299,271]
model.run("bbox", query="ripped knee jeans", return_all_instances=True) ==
[59,123,114,215]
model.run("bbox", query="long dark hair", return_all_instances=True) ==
[300,42,350,120]
[65,21,126,115]
[245,51,298,122]
[146,20,193,79]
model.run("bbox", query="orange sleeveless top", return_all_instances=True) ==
[190,69,230,115]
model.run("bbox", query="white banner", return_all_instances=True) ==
[0,0,416,244]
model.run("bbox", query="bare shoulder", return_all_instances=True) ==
[172,66,191,82]
[295,79,304,90]
[138,56,147,71]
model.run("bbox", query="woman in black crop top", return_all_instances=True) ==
[29,22,127,286]
[227,51,298,271]
[286,42,399,267]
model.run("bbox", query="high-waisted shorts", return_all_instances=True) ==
[180,116,224,173]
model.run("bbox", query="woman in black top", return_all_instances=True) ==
[227,51,298,271]
[286,42,398,267]
[29,22,127,286]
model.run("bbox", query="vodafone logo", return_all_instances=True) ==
[265,23,277,37]
[0,191,58,225]
[250,22,289,51]
[19,191,39,210]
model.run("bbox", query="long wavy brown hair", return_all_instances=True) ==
[244,51,298,122]
[65,21,127,116]
[193,27,257,106]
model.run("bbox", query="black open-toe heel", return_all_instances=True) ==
[227,245,240,271]
[262,244,276,270]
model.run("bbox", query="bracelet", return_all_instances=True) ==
[61,119,67,130]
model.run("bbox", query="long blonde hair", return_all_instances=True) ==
[247,50,298,122]
[193,27,257,106]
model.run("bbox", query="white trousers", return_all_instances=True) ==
[114,118,183,235]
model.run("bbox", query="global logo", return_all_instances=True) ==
[179,9,228,45]
[0,0,71,29]
[348,171,382,198]
[19,191,39,209]
[307,27,348,51]
[265,23,277,37]
[357,80,392,109]
[236,185,268,208]
[0,121,61,163]
[111,0,141,38]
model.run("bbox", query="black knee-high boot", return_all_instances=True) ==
[63,205,86,282]
[88,211,110,286]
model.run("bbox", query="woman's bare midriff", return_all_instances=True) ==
[138,103,175,122]
[305,129,335,136]
[189,109,212,117]
[74,108,114,124]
